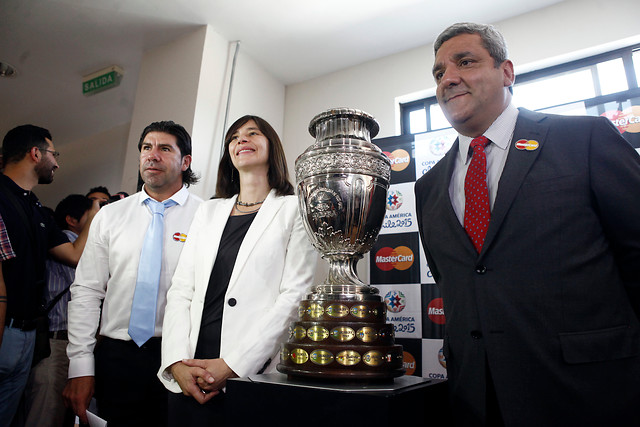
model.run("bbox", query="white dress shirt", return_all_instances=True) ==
[67,185,202,378]
[449,103,519,225]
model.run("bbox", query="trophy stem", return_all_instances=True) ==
[308,256,379,300]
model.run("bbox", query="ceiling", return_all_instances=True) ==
[0,0,564,146]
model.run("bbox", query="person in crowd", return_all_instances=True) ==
[63,121,203,426]
[85,187,110,205]
[158,115,316,426]
[414,22,640,426]
[0,125,98,425]
[22,194,93,427]
[87,186,111,204]
[112,191,129,200]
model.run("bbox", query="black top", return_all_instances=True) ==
[195,212,256,359]
[0,173,69,320]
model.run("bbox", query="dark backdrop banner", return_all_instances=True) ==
[371,128,455,380]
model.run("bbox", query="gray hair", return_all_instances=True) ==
[434,22,509,68]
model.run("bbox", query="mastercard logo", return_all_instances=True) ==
[383,149,411,172]
[515,139,539,151]
[173,232,187,242]
[427,297,446,325]
[403,351,416,375]
[375,246,414,271]
[386,190,403,210]
[601,106,640,134]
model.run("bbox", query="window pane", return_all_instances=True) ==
[633,50,640,85]
[513,69,595,110]
[409,108,427,134]
[403,45,640,136]
[597,58,628,95]
[538,101,587,116]
[429,104,451,130]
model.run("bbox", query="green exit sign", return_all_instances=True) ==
[82,66,123,96]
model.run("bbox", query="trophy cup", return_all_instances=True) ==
[277,108,404,380]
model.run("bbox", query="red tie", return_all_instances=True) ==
[464,136,491,253]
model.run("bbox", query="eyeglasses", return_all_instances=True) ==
[40,148,60,159]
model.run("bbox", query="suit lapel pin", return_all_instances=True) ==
[515,139,539,151]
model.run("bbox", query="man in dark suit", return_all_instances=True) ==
[415,22,640,426]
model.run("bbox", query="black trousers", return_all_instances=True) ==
[486,364,505,426]
[94,336,168,427]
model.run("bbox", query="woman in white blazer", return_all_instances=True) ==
[158,116,317,425]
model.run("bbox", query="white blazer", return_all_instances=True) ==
[158,189,317,392]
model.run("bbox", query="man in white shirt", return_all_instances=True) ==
[63,121,203,426]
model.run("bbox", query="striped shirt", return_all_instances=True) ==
[45,229,77,331]
[0,212,16,261]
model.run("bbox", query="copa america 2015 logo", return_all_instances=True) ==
[430,136,452,156]
[384,290,406,313]
[438,347,446,369]
[386,189,403,210]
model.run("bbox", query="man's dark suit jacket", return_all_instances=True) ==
[415,108,640,426]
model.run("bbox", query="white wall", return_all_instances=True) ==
[227,50,286,137]
[120,26,212,197]
[207,47,287,198]
[190,28,234,200]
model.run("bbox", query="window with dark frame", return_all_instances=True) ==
[400,43,640,148]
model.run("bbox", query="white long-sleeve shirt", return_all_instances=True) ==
[67,185,202,378]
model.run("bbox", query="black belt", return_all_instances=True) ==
[5,317,38,331]
[49,330,68,340]
[100,335,162,350]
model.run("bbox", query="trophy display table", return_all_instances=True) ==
[225,373,450,425]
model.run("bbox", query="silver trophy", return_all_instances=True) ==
[278,108,404,380]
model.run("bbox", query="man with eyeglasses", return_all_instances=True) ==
[0,124,99,425]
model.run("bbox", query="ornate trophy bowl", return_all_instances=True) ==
[277,108,404,380]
